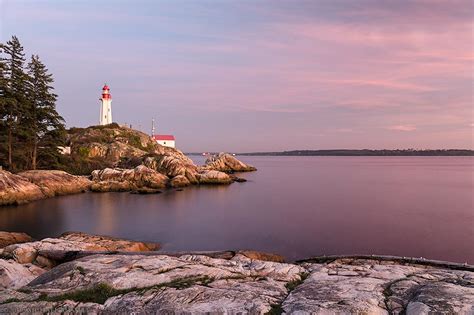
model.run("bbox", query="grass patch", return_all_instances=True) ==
[0,298,21,305]
[38,283,130,305]
[35,276,215,305]
[266,272,309,314]
[285,272,309,292]
[76,266,86,276]
[266,304,283,315]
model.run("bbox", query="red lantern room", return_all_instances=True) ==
[101,83,111,100]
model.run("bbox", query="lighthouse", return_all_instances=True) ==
[99,84,112,125]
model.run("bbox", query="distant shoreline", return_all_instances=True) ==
[187,149,474,156]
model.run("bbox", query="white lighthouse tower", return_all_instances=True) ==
[99,83,112,125]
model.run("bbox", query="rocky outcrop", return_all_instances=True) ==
[197,170,233,185]
[283,257,474,314]
[169,175,191,188]
[18,170,91,198]
[90,165,168,192]
[0,232,34,249]
[142,154,199,184]
[0,170,45,206]
[0,252,472,314]
[203,153,256,173]
[1,232,159,268]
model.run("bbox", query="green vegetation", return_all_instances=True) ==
[266,272,309,315]
[267,303,284,315]
[0,36,66,171]
[32,276,214,305]
[285,272,309,291]
[0,298,21,305]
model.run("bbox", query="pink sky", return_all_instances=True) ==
[1,0,473,151]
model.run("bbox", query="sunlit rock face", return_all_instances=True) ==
[18,170,91,198]
[197,170,233,185]
[0,170,90,206]
[0,170,45,205]
[203,153,257,173]
[142,154,199,184]
[90,165,168,192]
[0,232,34,249]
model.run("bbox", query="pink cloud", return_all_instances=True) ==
[388,125,417,132]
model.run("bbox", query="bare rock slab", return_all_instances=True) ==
[283,258,474,314]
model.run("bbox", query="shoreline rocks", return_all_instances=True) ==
[1,232,160,268]
[91,165,168,192]
[18,170,92,198]
[0,231,472,313]
[0,171,45,206]
[0,232,34,249]
[203,153,257,173]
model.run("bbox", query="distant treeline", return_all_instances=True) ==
[238,149,474,156]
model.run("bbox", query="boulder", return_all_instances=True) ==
[0,170,45,206]
[91,165,168,192]
[0,232,34,249]
[1,232,159,268]
[18,170,91,198]
[143,154,199,184]
[0,259,45,289]
[197,170,233,185]
[169,175,191,188]
[203,153,256,173]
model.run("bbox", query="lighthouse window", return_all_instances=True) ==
[164,142,167,144]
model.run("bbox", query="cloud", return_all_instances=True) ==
[387,125,417,132]
[335,128,354,133]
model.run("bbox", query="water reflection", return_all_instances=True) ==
[1,156,473,263]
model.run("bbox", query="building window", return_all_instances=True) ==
[164,142,166,144]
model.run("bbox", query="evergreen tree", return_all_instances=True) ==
[1,36,28,170]
[26,54,65,169]
[0,35,66,171]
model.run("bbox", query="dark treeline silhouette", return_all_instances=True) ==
[0,36,66,171]
[238,149,474,156]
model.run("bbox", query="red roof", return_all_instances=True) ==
[153,134,175,141]
[103,84,109,90]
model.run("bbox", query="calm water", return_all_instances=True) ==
[1,156,473,263]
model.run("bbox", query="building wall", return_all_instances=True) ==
[157,140,176,148]
[99,99,112,125]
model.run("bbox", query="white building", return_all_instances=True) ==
[99,84,113,125]
[153,135,176,148]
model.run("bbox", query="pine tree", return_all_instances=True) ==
[26,54,65,169]
[2,36,28,170]
[0,43,8,166]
